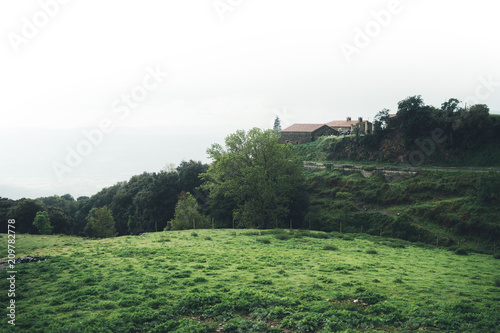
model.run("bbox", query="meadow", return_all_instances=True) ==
[1,230,499,332]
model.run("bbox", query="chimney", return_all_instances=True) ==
[346,117,351,121]
[358,117,363,122]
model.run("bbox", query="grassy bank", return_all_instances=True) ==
[1,231,499,332]
[304,168,500,253]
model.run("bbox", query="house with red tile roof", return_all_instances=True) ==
[279,124,339,145]
[326,117,373,134]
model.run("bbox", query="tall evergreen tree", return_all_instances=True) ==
[273,116,281,133]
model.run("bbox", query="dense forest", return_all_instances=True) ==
[1,160,209,236]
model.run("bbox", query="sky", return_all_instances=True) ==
[1,0,499,200]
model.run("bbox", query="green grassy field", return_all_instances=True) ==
[1,231,499,332]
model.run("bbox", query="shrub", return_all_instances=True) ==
[193,277,208,283]
[275,233,293,241]
[172,270,192,278]
[222,317,270,333]
[151,318,213,333]
[282,312,323,332]
[355,290,386,305]
[455,248,468,256]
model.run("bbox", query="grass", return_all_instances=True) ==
[1,231,499,332]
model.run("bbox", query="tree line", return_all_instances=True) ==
[1,129,309,237]
[369,96,500,162]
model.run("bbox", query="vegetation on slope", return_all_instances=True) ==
[1,231,499,332]
[304,168,500,253]
[297,96,500,167]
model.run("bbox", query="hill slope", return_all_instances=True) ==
[304,168,500,253]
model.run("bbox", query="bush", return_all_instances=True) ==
[222,317,270,333]
[151,318,214,333]
[455,248,468,256]
[355,290,386,305]
[275,233,293,241]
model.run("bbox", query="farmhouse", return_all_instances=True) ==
[326,117,373,134]
[279,124,339,145]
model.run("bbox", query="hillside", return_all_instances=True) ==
[295,133,500,167]
[1,231,499,332]
[303,167,500,253]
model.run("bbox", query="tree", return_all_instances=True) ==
[84,206,117,238]
[373,108,390,131]
[395,95,433,147]
[33,211,53,235]
[177,160,209,194]
[201,128,307,229]
[273,116,282,133]
[47,207,74,234]
[167,192,208,230]
[8,199,45,233]
[453,104,493,149]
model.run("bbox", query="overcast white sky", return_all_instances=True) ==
[1,0,499,199]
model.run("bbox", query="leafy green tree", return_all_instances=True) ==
[373,108,390,132]
[395,95,433,147]
[8,199,45,233]
[204,192,238,228]
[84,206,117,238]
[47,207,74,234]
[0,197,15,230]
[453,104,493,149]
[177,160,209,194]
[201,128,307,229]
[33,211,53,235]
[167,192,208,230]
